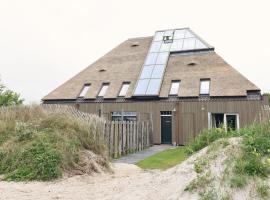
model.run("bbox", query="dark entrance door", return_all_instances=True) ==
[161,115,172,144]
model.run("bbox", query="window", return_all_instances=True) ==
[169,81,180,96]
[119,82,130,97]
[78,84,90,98]
[98,83,109,97]
[200,79,210,95]
[209,113,239,131]
[111,112,137,121]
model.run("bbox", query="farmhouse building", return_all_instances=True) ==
[43,28,268,145]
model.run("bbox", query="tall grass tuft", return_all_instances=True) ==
[0,105,108,181]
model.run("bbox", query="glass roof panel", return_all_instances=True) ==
[170,39,184,51]
[173,29,185,39]
[156,52,169,65]
[184,29,194,38]
[146,79,162,95]
[159,42,171,52]
[140,65,154,79]
[145,53,158,65]
[154,31,164,41]
[150,41,162,52]
[182,38,196,50]
[195,39,207,49]
[151,65,165,79]
[134,79,150,95]
[164,30,174,37]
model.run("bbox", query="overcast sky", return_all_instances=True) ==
[0,0,269,103]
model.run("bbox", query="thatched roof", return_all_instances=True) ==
[43,34,259,100]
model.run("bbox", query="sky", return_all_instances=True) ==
[0,0,269,103]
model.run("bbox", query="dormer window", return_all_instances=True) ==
[98,83,109,97]
[119,82,130,97]
[200,79,210,95]
[78,84,90,98]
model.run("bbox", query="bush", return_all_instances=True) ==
[4,141,61,181]
[0,106,108,181]
[186,127,235,154]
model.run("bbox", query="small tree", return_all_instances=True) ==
[0,81,24,106]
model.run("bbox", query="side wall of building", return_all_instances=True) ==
[71,98,266,145]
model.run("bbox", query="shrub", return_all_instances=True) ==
[186,127,235,154]
[4,141,61,181]
[0,105,108,181]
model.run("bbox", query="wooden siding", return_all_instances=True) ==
[50,97,267,145]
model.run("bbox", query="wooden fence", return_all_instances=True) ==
[103,121,151,158]
[255,105,270,124]
[42,104,152,158]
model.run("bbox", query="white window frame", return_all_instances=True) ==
[208,112,240,131]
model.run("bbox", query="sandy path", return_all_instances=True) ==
[0,150,205,200]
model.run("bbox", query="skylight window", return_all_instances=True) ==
[169,81,180,96]
[133,28,212,97]
[119,82,130,97]
[200,79,210,95]
[78,84,90,98]
[98,83,109,97]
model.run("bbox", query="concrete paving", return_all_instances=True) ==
[113,145,173,164]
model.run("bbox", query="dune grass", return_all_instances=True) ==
[136,147,188,170]
[0,105,108,181]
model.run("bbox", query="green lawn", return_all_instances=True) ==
[136,147,188,170]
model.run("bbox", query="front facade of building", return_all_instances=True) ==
[43,28,268,145]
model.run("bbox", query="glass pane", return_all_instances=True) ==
[119,83,130,96]
[164,30,174,37]
[226,115,237,131]
[182,38,196,50]
[140,65,154,79]
[159,42,171,52]
[184,30,194,38]
[170,39,184,51]
[156,52,169,65]
[134,79,150,95]
[146,79,162,95]
[151,65,165,79]
[195,39,207,49]
[79,85,90,97]
[149,41,162,52]
[174,29,185,39]
[200,80,210,94]
[145,53,158,65]
[169,81,180,95]
[154,31,164,41]
[98,84,109,97]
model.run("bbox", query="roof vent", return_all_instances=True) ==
[131,42,139,47]
[99,69,106,72]
[187,62,197,66]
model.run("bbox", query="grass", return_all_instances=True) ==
[230,175,247,188]
[136,147,188,170]
[257,182,269,199]
[0,105,108,181]
[184,172,213,192]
